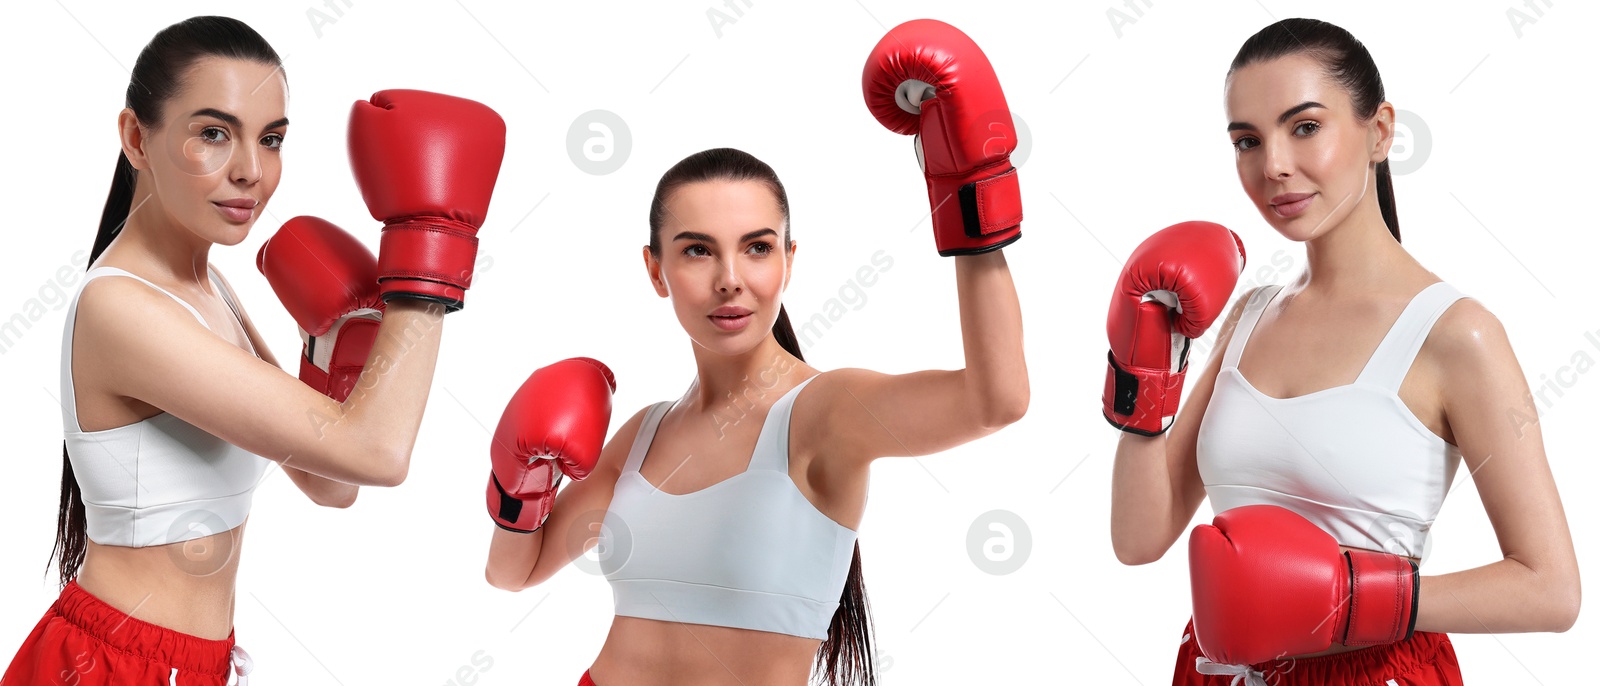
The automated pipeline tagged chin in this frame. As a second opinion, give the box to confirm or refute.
[705,331,763,357]
[207,221,256,246]
[1264,217,1322,243]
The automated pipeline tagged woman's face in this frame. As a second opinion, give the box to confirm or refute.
[1224,53,1392,242]
[120,56,288,246]
[645,180,795,356]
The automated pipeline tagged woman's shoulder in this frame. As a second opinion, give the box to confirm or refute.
[1206,283,1275,352]
[1403,280,1513,393]
[1424,286,1504,359]
[70,270,229,406]
[585,403,654,481]
[783,366,857,414]
[615,402,658,448]
[801,365,864,387]
[75,268,200,329]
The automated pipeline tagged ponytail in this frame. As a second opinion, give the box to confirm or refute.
[92,153,138,264]
[53,153,139,585]
[1376,158,1399,243]
[772,305,801,362]
[815,541,875,685]
[50,450,88,586]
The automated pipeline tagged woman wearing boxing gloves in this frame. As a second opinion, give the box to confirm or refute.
[3,16,505,685]
[1105,18,1579,685]
[482,19,1028,686]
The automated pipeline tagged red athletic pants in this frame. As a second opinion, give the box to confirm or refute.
[1171,619,1464,685]
[2,581,248,685]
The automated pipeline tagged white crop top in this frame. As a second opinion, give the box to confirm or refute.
[61,266,271,548]
[598,374,859,640]
[1197,283,1467,562]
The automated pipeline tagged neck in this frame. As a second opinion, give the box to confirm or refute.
[95,180,213,289]
[1296,192,1406,296]
[680,331,807,424]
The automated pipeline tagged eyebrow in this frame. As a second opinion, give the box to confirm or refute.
[191,108,289,132]
[1226,101,1325,132]
[672,227,778,243]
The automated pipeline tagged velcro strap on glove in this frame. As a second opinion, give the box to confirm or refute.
[1103,350,1185,436]
[958,167,1022,238]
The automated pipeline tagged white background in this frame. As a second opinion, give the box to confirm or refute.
[1,0,1595,683]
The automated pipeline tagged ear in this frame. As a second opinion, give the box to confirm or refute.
[118,108,151,171]
[782,239,797,291]
[643,245,669,297]
[1370,101,1396,165]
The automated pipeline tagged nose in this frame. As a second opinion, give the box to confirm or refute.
[1262,137,1293,181]
[230,140,262,186]
[714,253,744,294]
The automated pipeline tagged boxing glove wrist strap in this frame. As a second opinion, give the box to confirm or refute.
[300,312,383,404]
[1103,350,1185,436]
[1340,551,1421,646]
[955,166,1022,238]
[928,166,1023,256]
[377,217,480,311]
[489,472,561,534]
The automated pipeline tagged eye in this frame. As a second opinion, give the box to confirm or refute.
[1232,136,1259,152]
[261,133,284,149]
[1293,121,1320,137]
[200,126,229,144]
[748,241,774,255]
[681,244,710,257]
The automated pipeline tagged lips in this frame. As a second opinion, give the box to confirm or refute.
[708,305,753,331]
[1268,192,1315,218]
[212,198,257,223]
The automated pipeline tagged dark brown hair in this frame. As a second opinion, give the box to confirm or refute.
[54,15,283,587]
[648,148,876,685]
[1230,18,1400,242]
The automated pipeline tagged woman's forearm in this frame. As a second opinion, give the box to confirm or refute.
[328,300,447,485]
[1110,432,1185,565]
[953,250,1028,426]
[486,527,546,591]
[1417,556,1580,634]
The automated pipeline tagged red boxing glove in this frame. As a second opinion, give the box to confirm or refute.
[863,19,1023,256]
[256,216,384,402]
[1103,221,1244,435]
[348,89,507,312]
[487,358,617,533]
[1189,505,1420,666]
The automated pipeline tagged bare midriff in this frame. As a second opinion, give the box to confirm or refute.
[587,615,820,685]
[72,524,246,641]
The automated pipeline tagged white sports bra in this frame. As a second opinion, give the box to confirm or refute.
[61,266,271,548]
[598,374,859,640]
[1197,283,1467,562]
